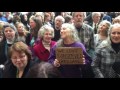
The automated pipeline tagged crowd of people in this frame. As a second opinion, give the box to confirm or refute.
[0,12,119,78]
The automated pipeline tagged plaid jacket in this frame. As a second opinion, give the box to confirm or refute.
[75,23,95,59]
[92,40,120,78]
[94,34,108,48]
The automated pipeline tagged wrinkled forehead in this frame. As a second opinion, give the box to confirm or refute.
[73,12,85,17]
[4,27,16,33]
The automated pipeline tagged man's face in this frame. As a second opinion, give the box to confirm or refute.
[73,12,84,28]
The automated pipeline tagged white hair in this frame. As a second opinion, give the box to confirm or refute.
[56,23,80,47]
[98,20,111,36]
[92,12,101,19]
[109,23,120,35]
[72,12,86,17]
[55,15,65,23]
[38,25,54,38]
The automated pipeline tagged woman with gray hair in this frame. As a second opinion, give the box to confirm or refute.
[94,20,111,48]
[0,23,19,65]
[0,23,19,78]
[48,23,94,78]
[33,25,56,62]
[92,23,120,78]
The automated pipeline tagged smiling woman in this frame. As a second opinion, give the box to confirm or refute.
[33,25,56,62]
[2,41,39,78]
[0,23,19,66]
[92,23,120,78]
[48,23,95,78]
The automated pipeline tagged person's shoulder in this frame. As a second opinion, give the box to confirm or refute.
[96,39,110,50]
[51,40,56,45]
[83,23,92,27]
[26,33,31,38]
[74,41,84,47]
[30,57,41,67]
[83,23,93,31]
[33,40,42,49]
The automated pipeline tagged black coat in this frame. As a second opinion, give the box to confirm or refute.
[2,57,40,78]
[25,33,31,46]
[0,39,19,65]
[0,41,8,65]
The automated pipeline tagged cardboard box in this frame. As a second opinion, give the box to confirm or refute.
[56,47,83,65]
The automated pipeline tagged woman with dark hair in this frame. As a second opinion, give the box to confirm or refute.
[20,14,30,31]
[26,15,43,47]
[2,41,39,78]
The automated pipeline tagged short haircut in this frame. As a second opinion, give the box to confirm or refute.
[38,25,54,38]
[109,23,120,35]
[72,12,86,18]
[3,23,18,40]
[64,15,72,23]
[92,12,101,19]
[3,23,17,33]
[55,15,65,23]
[8,41,32,60]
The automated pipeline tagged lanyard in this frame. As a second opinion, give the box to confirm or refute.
[30,37,35,47]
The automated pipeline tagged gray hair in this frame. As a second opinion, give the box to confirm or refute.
[109,23,120,35]
[55,15,65,23]
[98,20,111,36]
[106,23,120,46]
[56,23,80,47]
[92,12,101,19]
[97,23,120,49]
[2,23,18,41]
[72,12,86,18]
[3,23,17,33]
[38,25,54,38]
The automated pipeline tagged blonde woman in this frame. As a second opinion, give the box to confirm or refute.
[16,22,30,43]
